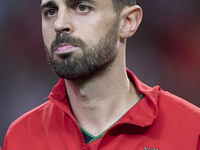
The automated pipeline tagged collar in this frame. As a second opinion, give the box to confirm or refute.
[119,68,159,127]
[48,68,159,127]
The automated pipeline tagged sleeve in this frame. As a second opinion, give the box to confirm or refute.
[2,132,9,150]
[198,135,200,150]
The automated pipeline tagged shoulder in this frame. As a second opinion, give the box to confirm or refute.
[6,101,58,135]
[157,88,200,124]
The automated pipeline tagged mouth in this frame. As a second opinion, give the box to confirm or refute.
[54,44,78,55]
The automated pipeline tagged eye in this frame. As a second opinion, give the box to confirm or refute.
[44,8,57,17]
[75,4,91,13]
[78,5,88,11]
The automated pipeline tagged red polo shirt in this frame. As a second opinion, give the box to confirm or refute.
[3,69,200,150]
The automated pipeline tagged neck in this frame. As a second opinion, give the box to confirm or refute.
[64,49,142,136]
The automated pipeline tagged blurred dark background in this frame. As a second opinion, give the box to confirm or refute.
[0,0,200,147]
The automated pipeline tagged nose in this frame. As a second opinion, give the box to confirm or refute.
[54,10,73,34]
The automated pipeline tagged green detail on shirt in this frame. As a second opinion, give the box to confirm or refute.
[80,94,145,144]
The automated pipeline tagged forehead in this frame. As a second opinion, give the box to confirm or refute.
[41,0,115,14]
[41,0,112,5]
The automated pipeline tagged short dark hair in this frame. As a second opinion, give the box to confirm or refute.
[112,0,137,13]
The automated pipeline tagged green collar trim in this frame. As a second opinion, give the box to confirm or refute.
[80,94,145,144]
[79,126,107,143]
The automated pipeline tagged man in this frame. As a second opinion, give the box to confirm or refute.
[3,0,200,149]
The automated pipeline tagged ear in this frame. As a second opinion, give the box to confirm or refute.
[119,5,143,39]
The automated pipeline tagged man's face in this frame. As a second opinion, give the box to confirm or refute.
[41,0,120,80]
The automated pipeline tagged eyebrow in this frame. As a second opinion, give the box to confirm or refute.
[65,0,96,4]
[41,0,96,10]
[41,1,57,10]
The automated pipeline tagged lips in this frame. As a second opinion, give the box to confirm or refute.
[55,44,78,55]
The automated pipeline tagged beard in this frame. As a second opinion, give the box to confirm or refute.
[45,19,119,80]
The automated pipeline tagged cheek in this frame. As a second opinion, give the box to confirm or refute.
[77,17,115,47]
[42,21,56,49]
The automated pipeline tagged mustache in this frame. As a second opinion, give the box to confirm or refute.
[51,33,86,52]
